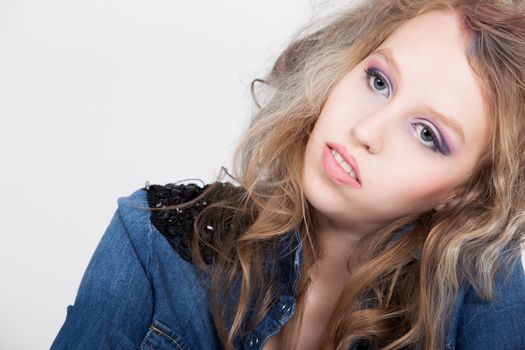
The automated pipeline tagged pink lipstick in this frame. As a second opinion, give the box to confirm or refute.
[322,143,361,188]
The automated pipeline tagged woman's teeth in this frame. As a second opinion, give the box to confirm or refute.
[331,148,357,180]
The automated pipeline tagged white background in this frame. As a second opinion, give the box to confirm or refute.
[0,0,349,348]
[1,1,523,349]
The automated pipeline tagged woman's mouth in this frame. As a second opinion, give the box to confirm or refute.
[322,143,361,188]
[330,147,358,180]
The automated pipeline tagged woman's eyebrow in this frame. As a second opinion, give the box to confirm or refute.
[374,48,401,79]
[373,47,466,144]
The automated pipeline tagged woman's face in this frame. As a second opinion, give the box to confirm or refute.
[303,10,489,234]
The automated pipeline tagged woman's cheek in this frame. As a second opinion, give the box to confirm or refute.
[400,174,454,208]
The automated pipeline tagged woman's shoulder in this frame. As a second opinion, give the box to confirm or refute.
[452,253,525,349]
[117,180,241,264]
[463,253,525,310]
[145,180,212,263]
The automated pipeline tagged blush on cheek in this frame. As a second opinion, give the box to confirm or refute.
[401,176,453,208]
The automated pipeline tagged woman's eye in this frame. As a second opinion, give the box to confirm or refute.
[364,67,391,98]
[413,122,445,154]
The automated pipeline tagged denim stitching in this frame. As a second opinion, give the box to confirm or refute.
[149,321,189,350]
[146,221,154,282]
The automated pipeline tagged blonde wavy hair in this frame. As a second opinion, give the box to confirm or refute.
[163,0,525,349]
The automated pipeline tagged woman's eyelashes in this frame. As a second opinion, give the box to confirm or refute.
[364,67,392,98]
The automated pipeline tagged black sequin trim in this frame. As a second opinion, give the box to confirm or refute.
[146,181,222,264]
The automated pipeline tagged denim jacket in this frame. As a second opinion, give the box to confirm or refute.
[51,183,525,350]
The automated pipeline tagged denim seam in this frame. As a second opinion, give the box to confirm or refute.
[139,323,189,350]
[146,221,153,281]
[139,331,151,350]
[116,208,151,281]
[119,194,154,283]
[150,323,188,349]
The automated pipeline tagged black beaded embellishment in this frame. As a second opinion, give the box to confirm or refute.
[146,181,218,264]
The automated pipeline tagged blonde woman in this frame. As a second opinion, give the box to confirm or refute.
[52,0,525,349]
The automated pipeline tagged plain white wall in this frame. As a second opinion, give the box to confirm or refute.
[0,0,350,348]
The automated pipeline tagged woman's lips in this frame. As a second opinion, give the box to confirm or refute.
[322,143,362,188]
[327,142,361,182]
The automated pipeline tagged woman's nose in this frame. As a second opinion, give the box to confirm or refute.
[350,112,387,154]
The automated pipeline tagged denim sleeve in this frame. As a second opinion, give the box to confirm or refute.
[51,195,154,349]
[455,301,525,349]
[456,258,525,349]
